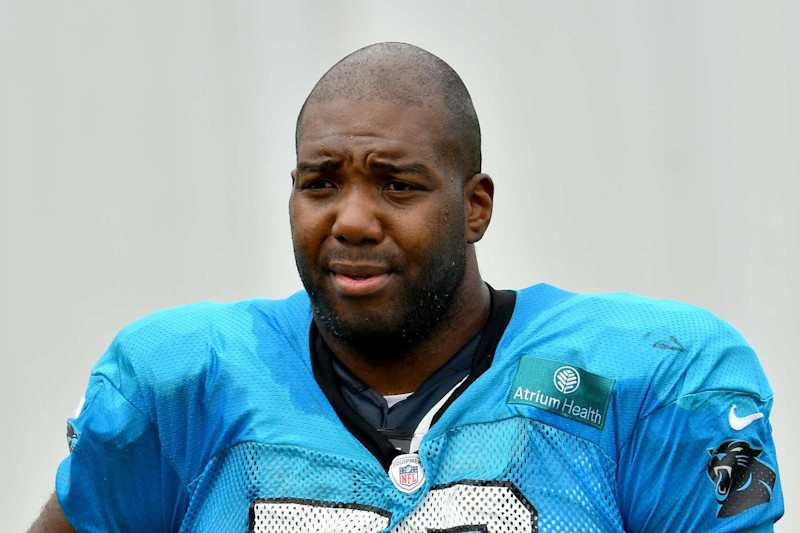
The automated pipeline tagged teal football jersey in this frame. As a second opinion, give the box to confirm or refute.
[56,284,783,532]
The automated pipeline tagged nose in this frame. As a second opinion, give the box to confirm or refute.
[331,186,384,244]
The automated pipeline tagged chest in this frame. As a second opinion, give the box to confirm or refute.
[178,416,624,533]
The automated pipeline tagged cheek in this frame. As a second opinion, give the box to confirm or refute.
[430,199,465,235]
[396,207,458,259]
[289,203,327,255]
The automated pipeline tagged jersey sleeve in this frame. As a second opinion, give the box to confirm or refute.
[617,320,783,532]
[56,341,188,532]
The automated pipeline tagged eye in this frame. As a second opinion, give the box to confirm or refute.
[302,179,336,191]
[383,181,420,193]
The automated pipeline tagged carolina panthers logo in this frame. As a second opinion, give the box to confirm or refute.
[707,440,776,518]
[66,421,79,453]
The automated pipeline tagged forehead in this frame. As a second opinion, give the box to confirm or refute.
[296,99,452,164]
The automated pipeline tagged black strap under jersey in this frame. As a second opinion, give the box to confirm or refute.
[310,286,517,471]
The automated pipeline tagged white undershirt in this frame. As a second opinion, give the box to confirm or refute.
[383,392,413,409]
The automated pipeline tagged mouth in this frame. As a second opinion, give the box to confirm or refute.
[713,465,732,498]
[328,263,393,296]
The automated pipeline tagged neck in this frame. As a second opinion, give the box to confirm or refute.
[317,255,490,395]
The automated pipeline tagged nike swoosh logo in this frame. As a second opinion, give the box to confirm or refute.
[728,404,764,430]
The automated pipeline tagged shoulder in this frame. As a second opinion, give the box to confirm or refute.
[494,284,774,460]
[91,291,313,410]
[515,283,733,338]
[514,284,751,357]
[112,291,311,359]
[511,284,771,406]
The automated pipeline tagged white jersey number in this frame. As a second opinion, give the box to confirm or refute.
[249,481,536,532]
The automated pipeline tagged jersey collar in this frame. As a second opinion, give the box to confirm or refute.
[310,285,517,471]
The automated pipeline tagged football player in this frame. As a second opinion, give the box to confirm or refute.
[30,42,782,532]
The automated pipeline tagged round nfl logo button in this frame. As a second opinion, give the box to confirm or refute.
[389,453,426,493]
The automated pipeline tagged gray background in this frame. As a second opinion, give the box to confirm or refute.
[1,1,797,530]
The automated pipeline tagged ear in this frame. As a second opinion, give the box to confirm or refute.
[463,173,494,243]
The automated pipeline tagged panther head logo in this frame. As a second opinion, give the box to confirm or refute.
[707,440,776,518]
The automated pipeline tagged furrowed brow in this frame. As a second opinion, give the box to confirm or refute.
[368,161,431,177]
[296,160,341,175]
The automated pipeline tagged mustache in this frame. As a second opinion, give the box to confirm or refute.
[320,249,402,270]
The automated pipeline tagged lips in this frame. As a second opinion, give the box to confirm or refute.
[328,263,393,296]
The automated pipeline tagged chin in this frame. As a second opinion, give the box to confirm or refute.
[316,290,453,357]
[298,240,467,356]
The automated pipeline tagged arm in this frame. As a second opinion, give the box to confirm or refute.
[618,390,781,531]
[55,374,187,532]
[51,307,213,531]
[618,320,783,531]
[28,493,76,533]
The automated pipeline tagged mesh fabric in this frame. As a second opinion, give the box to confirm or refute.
[180,417,622,532]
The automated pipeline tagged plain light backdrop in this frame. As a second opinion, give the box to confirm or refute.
[1,1,797,530]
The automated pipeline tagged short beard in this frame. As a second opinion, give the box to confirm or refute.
[295,225,467,362]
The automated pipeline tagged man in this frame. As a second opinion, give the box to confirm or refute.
[30,42,782,532]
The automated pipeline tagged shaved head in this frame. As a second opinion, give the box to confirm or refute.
[296,42,481,178]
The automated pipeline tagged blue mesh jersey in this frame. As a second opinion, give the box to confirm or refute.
[57,284,783,532]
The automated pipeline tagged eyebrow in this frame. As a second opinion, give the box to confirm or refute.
[296,159,432,178]
[367,161,432,178]
[296,160,342,175]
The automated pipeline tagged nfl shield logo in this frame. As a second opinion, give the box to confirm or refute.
[389,453,426,493]
[399,464,418,487]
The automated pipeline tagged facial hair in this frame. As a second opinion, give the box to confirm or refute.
[294,216,467,362]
